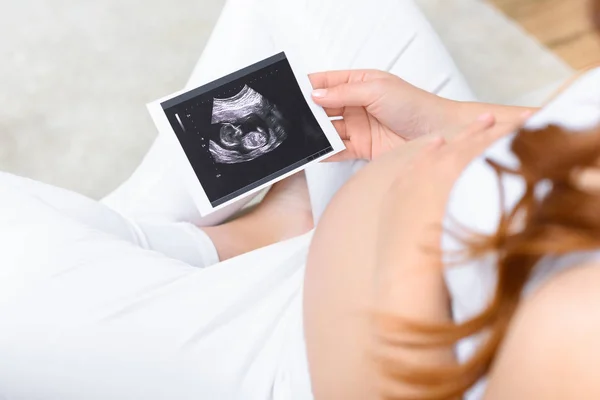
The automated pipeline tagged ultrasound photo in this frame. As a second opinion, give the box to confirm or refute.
[149,52,344,215]
[209,84,288,164]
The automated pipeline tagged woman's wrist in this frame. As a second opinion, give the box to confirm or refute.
[427,97,464,137]
[413,95,461,139]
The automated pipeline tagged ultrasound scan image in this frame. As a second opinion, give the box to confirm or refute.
[161,53,334,208]
[209,85,288,164]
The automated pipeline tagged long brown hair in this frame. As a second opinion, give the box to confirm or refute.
[376,1,600,397]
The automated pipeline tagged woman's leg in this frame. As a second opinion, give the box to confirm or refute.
[0,172,219,268]
[1,168,314,265]
[0,175,314,399]
[102,0,476,225]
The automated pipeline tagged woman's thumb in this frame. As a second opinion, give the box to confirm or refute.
[311,80,381,108]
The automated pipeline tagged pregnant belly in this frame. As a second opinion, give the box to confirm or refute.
[303,150,413,399]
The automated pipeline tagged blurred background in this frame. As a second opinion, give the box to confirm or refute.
[0,0,598,199]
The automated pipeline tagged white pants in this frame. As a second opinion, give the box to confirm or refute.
[0,0,475,399]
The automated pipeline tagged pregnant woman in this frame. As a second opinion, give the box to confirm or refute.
[1,0,599,399]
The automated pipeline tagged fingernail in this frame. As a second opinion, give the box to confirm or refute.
[312,89,328,98]
[477,113,494,122]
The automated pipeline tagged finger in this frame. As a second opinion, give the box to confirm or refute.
[309,70,353,89]
[331,119,347,140]
[519,109,534,121]
[324,141,360,162]
[311,80,384,109]
[446,115,520,160]
[308,69,385,90]
[479,116,530,145]
[323,106,345,117]
[343,107,374,158]
[480,111,532,143]
[434,113,528,177]
[324,104,367,118]
[451,111,531,145]
[437,114,498,164]
[425,135,447,150]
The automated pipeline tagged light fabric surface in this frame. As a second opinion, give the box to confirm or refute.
[443,68,600,400]
[0,0,224,199]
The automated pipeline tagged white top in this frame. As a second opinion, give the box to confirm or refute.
[0,69,598,400]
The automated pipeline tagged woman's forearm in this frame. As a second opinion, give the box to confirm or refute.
[438,100,538,136]
[426,98,537,139]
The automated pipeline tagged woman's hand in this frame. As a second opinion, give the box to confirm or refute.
[310,70,453,161]
[310,69,536,162]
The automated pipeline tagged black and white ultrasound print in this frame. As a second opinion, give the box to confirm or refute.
[161,53,335,208]
[209,84,288,164]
